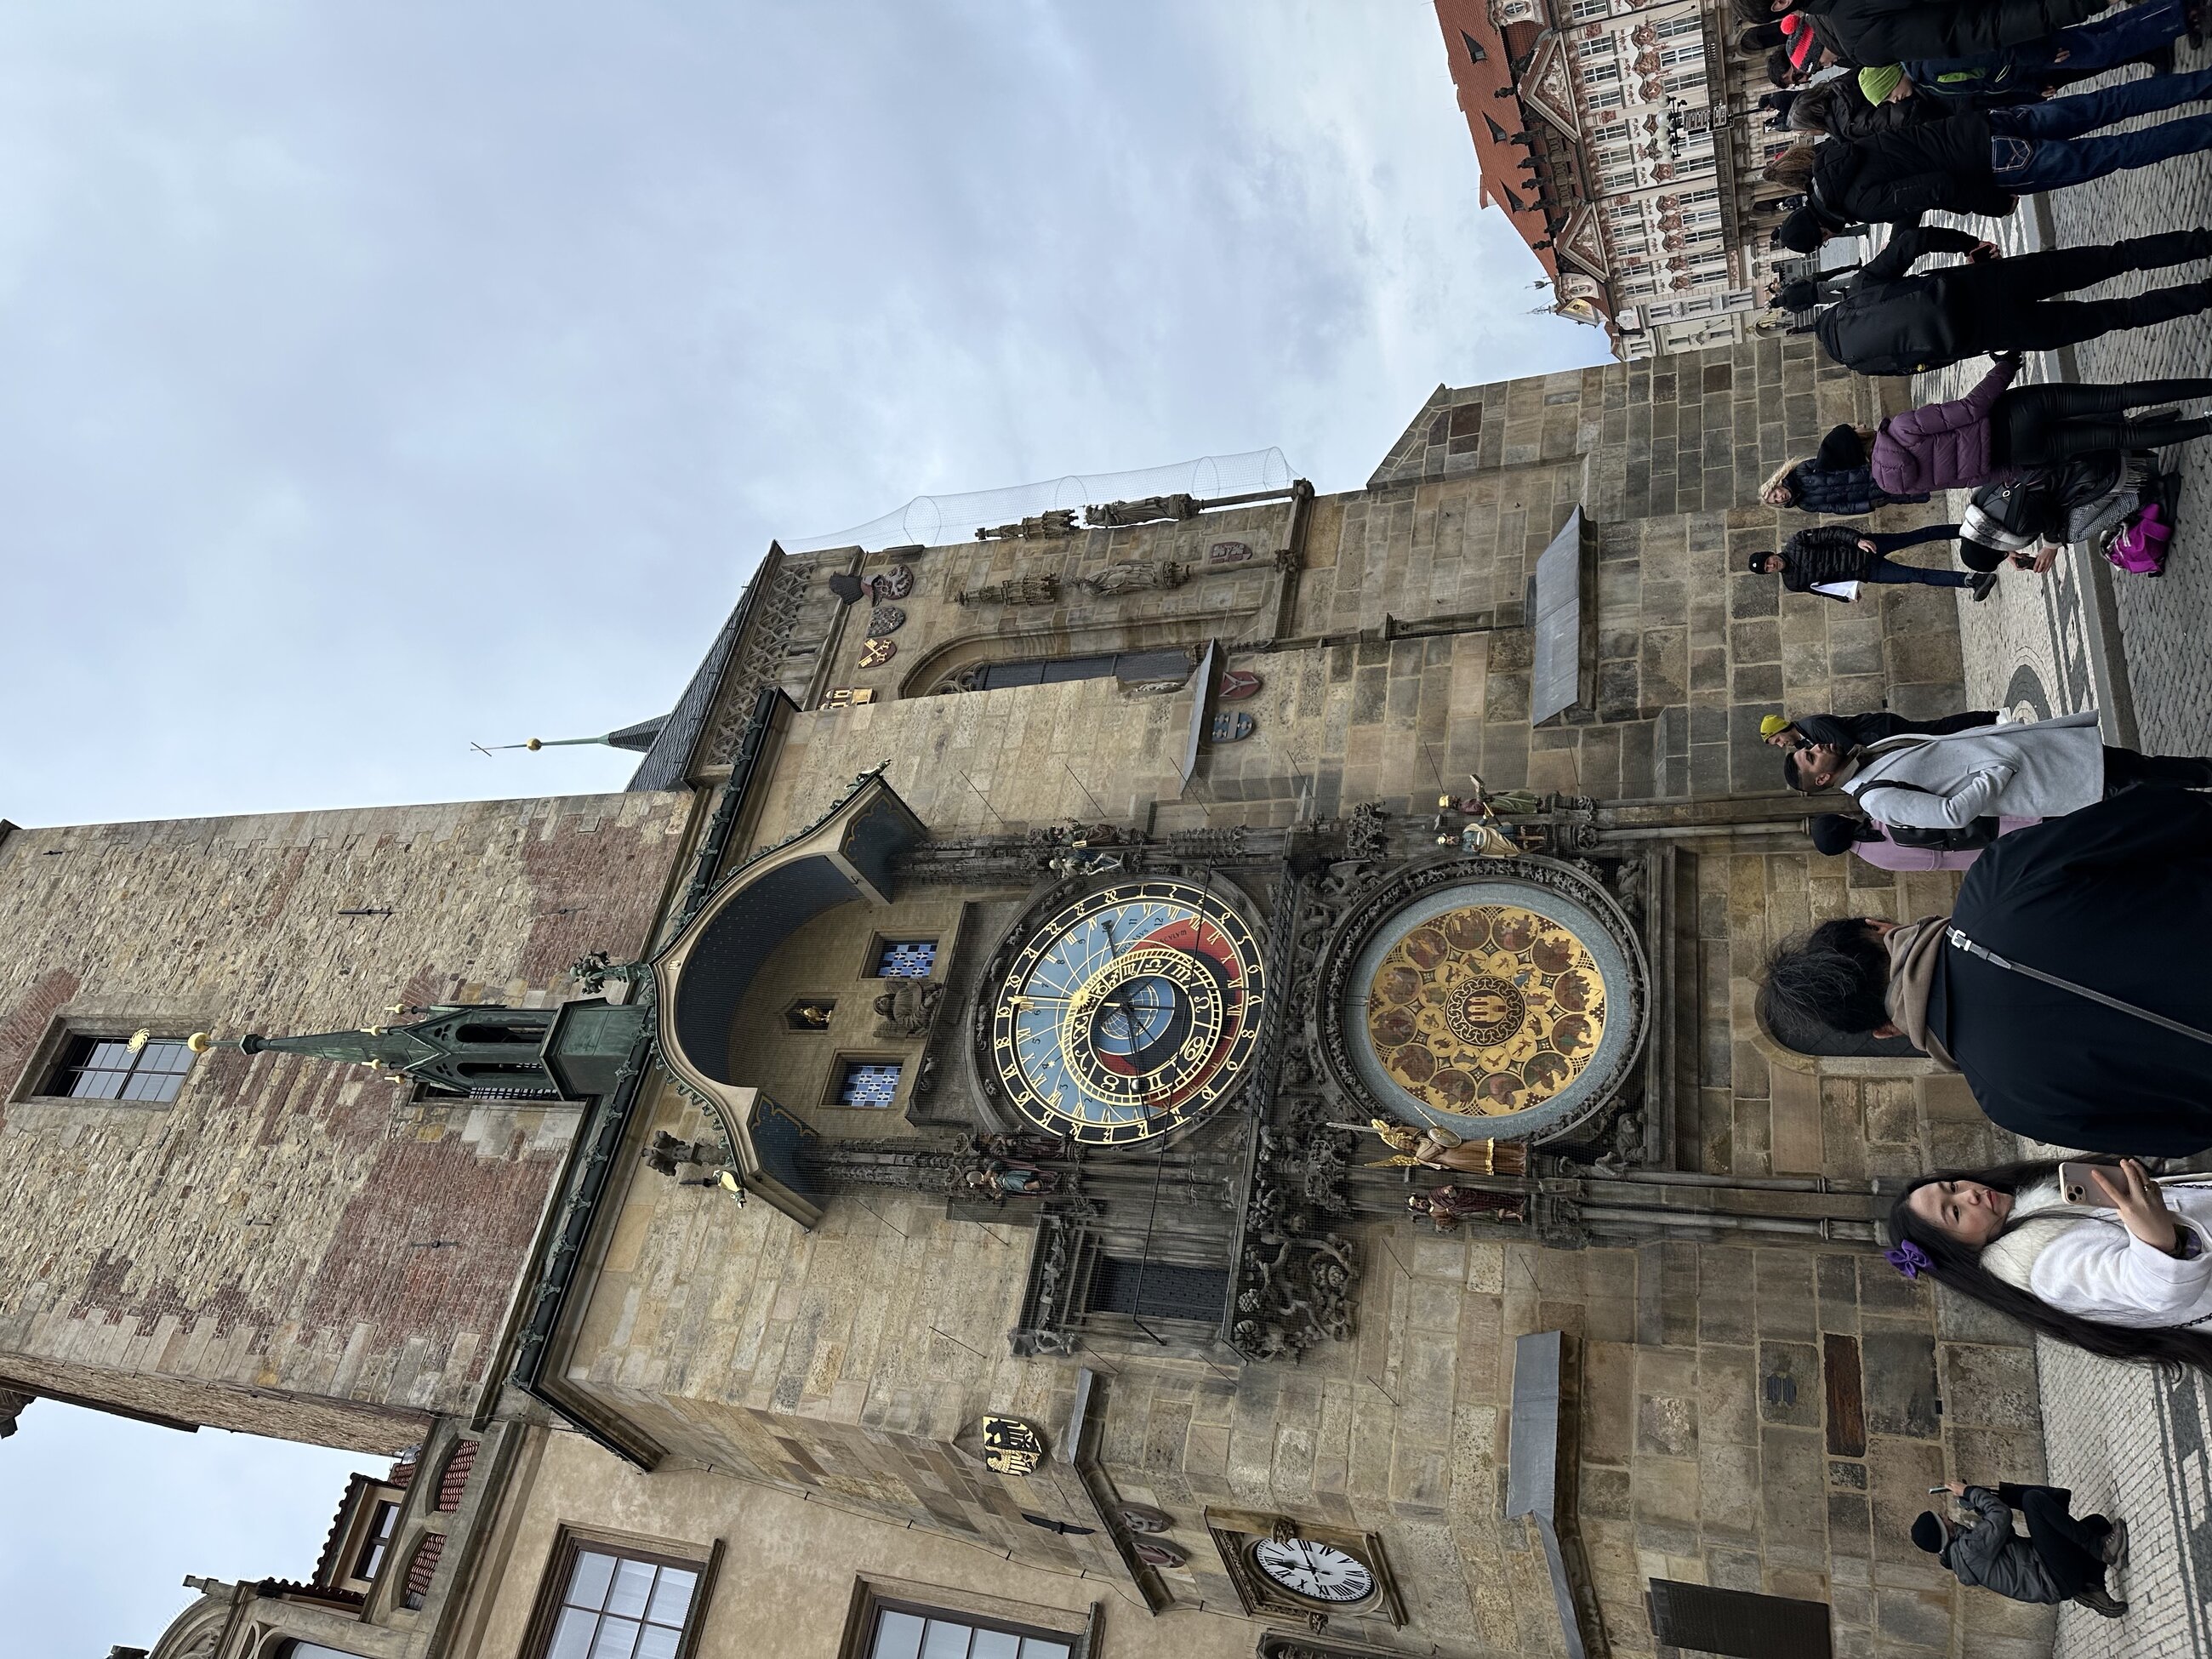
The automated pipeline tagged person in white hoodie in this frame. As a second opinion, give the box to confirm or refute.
[1785,710,2212,828]
[1886,1158,2212,1371]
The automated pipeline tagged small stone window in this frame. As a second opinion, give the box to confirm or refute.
[875,940,938,978]
[835,1060,902,1109]
[354,1498,400,1580]
[47,1033,194,1103]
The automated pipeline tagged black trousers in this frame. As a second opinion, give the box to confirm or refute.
[1999,1483,2111,1598]
[1994,379,2212,468]
[2104,744,2212,795]
[1953,231,2212,353]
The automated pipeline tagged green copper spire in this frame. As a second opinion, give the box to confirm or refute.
[235,1005,562,1093]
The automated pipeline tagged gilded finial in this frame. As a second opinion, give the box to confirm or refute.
[185,1032,214,1053]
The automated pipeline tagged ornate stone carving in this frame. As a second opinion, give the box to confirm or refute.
[977,511,1079,541]
[1230,1093,1359,1363]
[1084,493,1197,527]
[873,978,944,1039]
[1079,560,1186,597]
[956,575,1062,607]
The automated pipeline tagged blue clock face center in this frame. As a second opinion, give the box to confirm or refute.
[1087,972,1188,1060]
[985,877,1265,1145]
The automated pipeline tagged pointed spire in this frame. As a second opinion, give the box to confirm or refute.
[478,715,669,756]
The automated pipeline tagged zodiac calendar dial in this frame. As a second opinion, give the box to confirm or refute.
[988,877,1265,1145]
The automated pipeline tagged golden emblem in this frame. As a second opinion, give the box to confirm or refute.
[978,1414,1047,1475]
[857,636,898,669]
[1365,904,1605,1117]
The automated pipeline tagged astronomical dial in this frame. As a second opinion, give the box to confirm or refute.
[1249,1536,1376,1605]
[987,877,1264,1145]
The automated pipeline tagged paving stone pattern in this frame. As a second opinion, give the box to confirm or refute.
[1907,45,2212,1656]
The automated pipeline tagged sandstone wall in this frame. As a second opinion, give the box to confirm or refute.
[0,793,689,1444]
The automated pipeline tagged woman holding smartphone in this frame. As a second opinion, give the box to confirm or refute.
[1884,1159,2212,1368]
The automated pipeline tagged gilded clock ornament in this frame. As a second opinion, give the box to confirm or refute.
[983,876,1265,1145]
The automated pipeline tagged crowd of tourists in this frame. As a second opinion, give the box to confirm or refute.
[1714,0,2212,1617]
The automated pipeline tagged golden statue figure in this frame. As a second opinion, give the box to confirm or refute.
[1363,1119,1526,1175]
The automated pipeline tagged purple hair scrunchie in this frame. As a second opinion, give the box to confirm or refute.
[1884,1240,1932,1280]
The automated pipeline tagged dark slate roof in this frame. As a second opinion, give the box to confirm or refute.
[624,555,772,792]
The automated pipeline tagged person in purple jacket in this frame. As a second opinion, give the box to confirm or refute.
[1810,810,2042,869]
[1871,354,2212,496]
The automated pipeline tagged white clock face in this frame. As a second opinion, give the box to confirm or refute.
[1251,1537,1375,1605]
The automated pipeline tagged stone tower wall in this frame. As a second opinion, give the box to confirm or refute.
[0,792,690,1448]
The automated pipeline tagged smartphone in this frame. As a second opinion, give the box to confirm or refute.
[2059,1162,2116,1206]
[1929,1487,1947,1495]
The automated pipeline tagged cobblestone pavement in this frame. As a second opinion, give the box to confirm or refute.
[2038,1348,2212,1659]
[1897,34,2212,1657]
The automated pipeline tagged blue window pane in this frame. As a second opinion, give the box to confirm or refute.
[839,1063,902,1108]
[877,940,937,978]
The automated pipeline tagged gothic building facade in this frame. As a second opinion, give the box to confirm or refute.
[1435,0,1805,360]
[12,341,2050,1659]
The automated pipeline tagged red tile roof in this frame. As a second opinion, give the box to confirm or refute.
[404,1533,446,1609]
[1434,0,1560,283]
[436,1439,478,1513]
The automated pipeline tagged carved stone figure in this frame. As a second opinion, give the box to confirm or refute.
[1084,493,1197,527]
[873,978,944,1038]
[1079,560,1186,596]
[966,1160,1062,1199]
[1409,1185,1528,1232]
[977,510,1080,541]
[956,575,1061,607]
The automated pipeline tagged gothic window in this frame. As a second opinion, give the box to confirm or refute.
[45,1034,192,1103]
[875,939,938,978]
[529,1539,704,1659]
[867,1604,1075,1659]
[836,1060,903,1109]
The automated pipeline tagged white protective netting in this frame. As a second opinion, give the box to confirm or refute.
[782,448,1295,554]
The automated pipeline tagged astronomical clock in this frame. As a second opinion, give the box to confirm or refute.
[980,876,1266,1144]
[1319,858,1646,1143]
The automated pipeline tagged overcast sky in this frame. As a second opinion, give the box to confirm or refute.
[0,3,1605,1651]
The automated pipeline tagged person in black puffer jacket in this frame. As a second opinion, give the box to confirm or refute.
[1777,66,2212,242]
[1796,0,2110,67]
[1788,73,1939,140]
[1748,522,1993,601]
[1761,421,1934,514]
[1794,225,2212,376]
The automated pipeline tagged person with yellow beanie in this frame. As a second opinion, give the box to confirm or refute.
[1761,709,1999,753]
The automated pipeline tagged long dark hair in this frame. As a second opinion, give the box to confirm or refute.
[1890,1160,2212,1373]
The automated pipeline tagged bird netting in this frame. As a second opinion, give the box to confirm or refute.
[782,448,1295,554]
